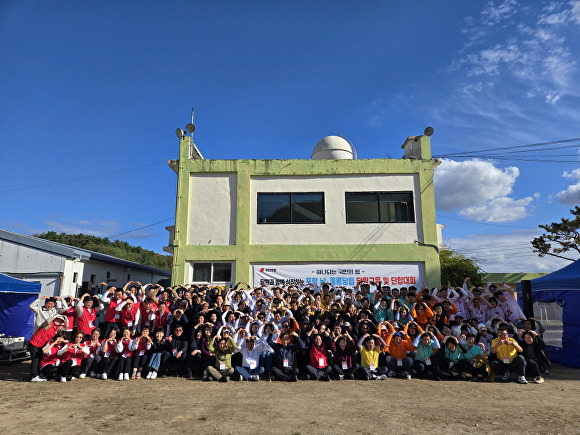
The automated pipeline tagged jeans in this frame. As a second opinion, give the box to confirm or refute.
[385,356,413,372]
[235,365,265,380]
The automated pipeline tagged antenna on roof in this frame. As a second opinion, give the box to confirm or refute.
[185,107,196,136]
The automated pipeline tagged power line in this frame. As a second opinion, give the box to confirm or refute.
[437,213,537,229]
[107,217,174,238]
[434,137,580,158]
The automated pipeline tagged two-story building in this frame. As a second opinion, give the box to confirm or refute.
[166,132,442,288]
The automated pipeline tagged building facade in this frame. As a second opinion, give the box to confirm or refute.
[167,134,442,288]
[0,230,170,297]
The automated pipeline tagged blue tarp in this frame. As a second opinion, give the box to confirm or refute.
[517,259,580,368]
[0,273,40,340]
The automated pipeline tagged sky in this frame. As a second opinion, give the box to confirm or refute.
[1,0,580,275]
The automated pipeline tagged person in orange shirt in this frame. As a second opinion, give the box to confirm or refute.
[385,332,415,378]
[411,302,434,328]
[376,321,396,352]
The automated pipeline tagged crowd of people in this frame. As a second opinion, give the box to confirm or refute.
[27,278,551,384]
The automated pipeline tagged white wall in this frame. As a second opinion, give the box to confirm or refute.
[250,174,421,245]
[188,173,237,245]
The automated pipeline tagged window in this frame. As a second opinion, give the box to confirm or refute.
[258,193,325,224]
[345,192,414,223]
[191,262,232,284]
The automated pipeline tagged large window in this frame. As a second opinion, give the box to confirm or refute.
[191,262,232,284]
[258,193,325,224]
[345,192,415,223]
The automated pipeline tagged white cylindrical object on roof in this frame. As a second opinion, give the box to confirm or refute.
[312,136,355,159]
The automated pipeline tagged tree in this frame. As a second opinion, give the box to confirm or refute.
[34,231,172,271]
[531,206,580,261]
[439,249,482,287]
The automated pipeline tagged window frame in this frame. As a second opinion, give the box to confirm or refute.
[257,192,326,224]
[345,191,415,223]
[190,262,234,285]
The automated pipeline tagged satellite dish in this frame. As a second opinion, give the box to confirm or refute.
[424,126,434,136]
[175,128,185,138]
[185,123,196,133]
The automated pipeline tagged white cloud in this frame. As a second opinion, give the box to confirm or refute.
[481,0,519,27]
[557,167,580,204]
[445,230,574,273]
[459,195,535,222]
[571,0,580,24]
[435,159,536,222]
[448,1,580,113]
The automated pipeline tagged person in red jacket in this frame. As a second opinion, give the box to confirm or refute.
[76,294,103,339]
[38,331,67,381]
[81,328,102,378]
[116,328,134,381]
[305,334,333,381]
[101,286,124,337]
[29,315,67,382]
[57,331,89,382]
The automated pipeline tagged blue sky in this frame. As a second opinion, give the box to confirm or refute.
[2,1,580,274]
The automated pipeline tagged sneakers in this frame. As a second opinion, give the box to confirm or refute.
[118,374,124,381]
[202,371,209,380]
[532,376,545,384]
[219,376,230,383]
[131,374,137,380]
[387,370,396,378]
[60,377,67,383]
[338,374,345,381]
[30,376,46,382]
[402,371,411,380]
[501,371,511,381]
[124,373,130,381]
[136,373,141,379]
[151,371,158,379]
[101,373,107,380]
[89,371,97,378]
[376,374,387,380]
[79,373,86,379]
[517,376,528,384]
[146,372,153,379]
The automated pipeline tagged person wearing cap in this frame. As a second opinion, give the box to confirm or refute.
[76,293,103,339]
[29,295,69,333]
[28,315,68,381]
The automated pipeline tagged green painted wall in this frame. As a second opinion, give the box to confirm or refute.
[170,135,441,287]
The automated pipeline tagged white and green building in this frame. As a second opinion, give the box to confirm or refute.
[166,132,442,288]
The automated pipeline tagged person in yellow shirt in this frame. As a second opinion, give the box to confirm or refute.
[356,334,388,380]
[490,327,527,384]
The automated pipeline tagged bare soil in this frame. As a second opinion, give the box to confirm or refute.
[1,362,579,435]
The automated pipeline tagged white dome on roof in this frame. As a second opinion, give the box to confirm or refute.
[311,135,356,159]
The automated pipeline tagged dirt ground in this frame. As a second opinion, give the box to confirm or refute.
[1,362,579,435]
